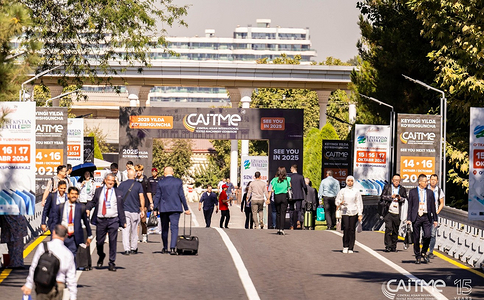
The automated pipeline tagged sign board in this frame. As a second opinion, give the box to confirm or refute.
[67,118,84,166]
[240,156,269,194]
[84,136,94,163]
[396,114,441,191]
[469,108,484,220]
[119,107,304,180]
[353,124,391,195]
[0,102,36,215]
[322,140,352,188]
[35,107,68,200]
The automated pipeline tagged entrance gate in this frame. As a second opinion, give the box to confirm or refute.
[119,107,304,179]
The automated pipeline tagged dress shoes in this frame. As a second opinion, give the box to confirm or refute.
[108,263,116,272]
[421,254,430,263]
[97,253,106,268]
[131,249,138,254]
[123,251,130,255]
[384,247,391,252]
[161,248,169,254]
[415,257,421,264]
[170,248,178,255]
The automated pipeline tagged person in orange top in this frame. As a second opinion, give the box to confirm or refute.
[219,184,230,228]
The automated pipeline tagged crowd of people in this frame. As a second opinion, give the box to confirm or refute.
[0,159,444,299]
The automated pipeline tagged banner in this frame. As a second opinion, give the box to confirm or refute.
[396,114,441,191]
[0,102,36,215]
[35,107,68,200]
[119,107,304,181]
[353,124,391,195]
[240,156,269,194]
[469,108,484,220]
[67,118,84,166]
[84,136,94,163]
[322,140,352,188]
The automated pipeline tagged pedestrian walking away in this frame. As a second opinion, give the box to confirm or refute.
[198,185,218,228]
[318,170,340,230]
[118,169,145,255]
[268,166,291,235]
[248,171,267,229]
[407,174,438,264]
[287,164,307,230]
[154,166,191,255]
[241,182,254,229]
[380,174,407,252]
[302,178,318,230]
[335,176,363,253]
[86,173,127,271]
[21,224,77,300]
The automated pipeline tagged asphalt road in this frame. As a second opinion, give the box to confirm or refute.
[1,202,483,300]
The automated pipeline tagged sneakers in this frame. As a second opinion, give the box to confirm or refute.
[342,248,348,253]
[142,234,148,243]
[348,250,354,254]
[427,253,435,259]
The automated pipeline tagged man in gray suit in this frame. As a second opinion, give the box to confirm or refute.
[154,167,191,255]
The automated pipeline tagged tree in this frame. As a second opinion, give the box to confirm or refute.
[152,139,193,180]
[191,159,222,188]
[18,0,188,89]
[0,0,40,101]
[85,125,114,154]
[303,124,340,188]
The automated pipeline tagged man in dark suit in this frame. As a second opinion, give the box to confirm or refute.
[56,187,92,259]
[154,167,191,255]
[380,174,407,252]
[407,174,438,264]
[41,180,68,234]
[287,164,307,229]
[198,185,218,228]
[86,173,126,271]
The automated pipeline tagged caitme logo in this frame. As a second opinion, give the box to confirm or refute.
[36,124,63,133]
[183,113,242,132]
[399,132,436,144]
[474,125,484,138]
[324,151,349,160]
[382,279,446,300]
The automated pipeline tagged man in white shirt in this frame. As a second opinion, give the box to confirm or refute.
[121,161,134,182]
[427,174,445,259]
[22,224,77,300]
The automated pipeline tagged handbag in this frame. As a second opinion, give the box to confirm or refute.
[147,210,159,227]
[356,221,363,233]
[335,207,342,219]
[316,205,325,221]
[286,179,293,200]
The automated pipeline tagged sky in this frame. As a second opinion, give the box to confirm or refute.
[165,0,361,62]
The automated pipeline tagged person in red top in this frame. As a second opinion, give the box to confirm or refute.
[219,184,230,228]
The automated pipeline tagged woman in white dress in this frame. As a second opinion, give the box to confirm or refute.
[335,176,363,253]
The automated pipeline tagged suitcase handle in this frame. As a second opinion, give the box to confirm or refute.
[183,211,192,236]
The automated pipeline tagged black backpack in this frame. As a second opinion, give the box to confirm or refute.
[34,242,60,291]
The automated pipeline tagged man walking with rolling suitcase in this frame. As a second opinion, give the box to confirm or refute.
[303,178,318,230]
[154,167,191,255]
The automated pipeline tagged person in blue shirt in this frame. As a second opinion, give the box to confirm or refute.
[318,170,341,230]
[198,185,219,228]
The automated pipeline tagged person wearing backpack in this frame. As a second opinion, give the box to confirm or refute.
[21,224,77,300]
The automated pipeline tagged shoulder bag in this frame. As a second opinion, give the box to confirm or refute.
[286,178,293,200]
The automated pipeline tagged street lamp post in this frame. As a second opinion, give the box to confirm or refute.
[360,94,395,182]
[44,89,81,107]
[19,65,62,102]
[402,75,447,194]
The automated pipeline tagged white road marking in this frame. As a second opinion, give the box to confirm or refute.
[63,241,96,300]
[329,231,448,300]
[214,227,261,300]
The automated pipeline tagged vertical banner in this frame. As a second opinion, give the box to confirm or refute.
[35,107,68,200]
[396,114,441,191]
[469,108,484,220]
[0,102,36,215]
[322,140,352,188]
[353,124,391,195]
[84,136,94,163]
[240,156,269,194]
[67,118,84,166]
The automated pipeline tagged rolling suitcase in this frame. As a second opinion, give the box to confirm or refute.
[76,244,92,270]
[176,214,199,255]
[303,210,314,229]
